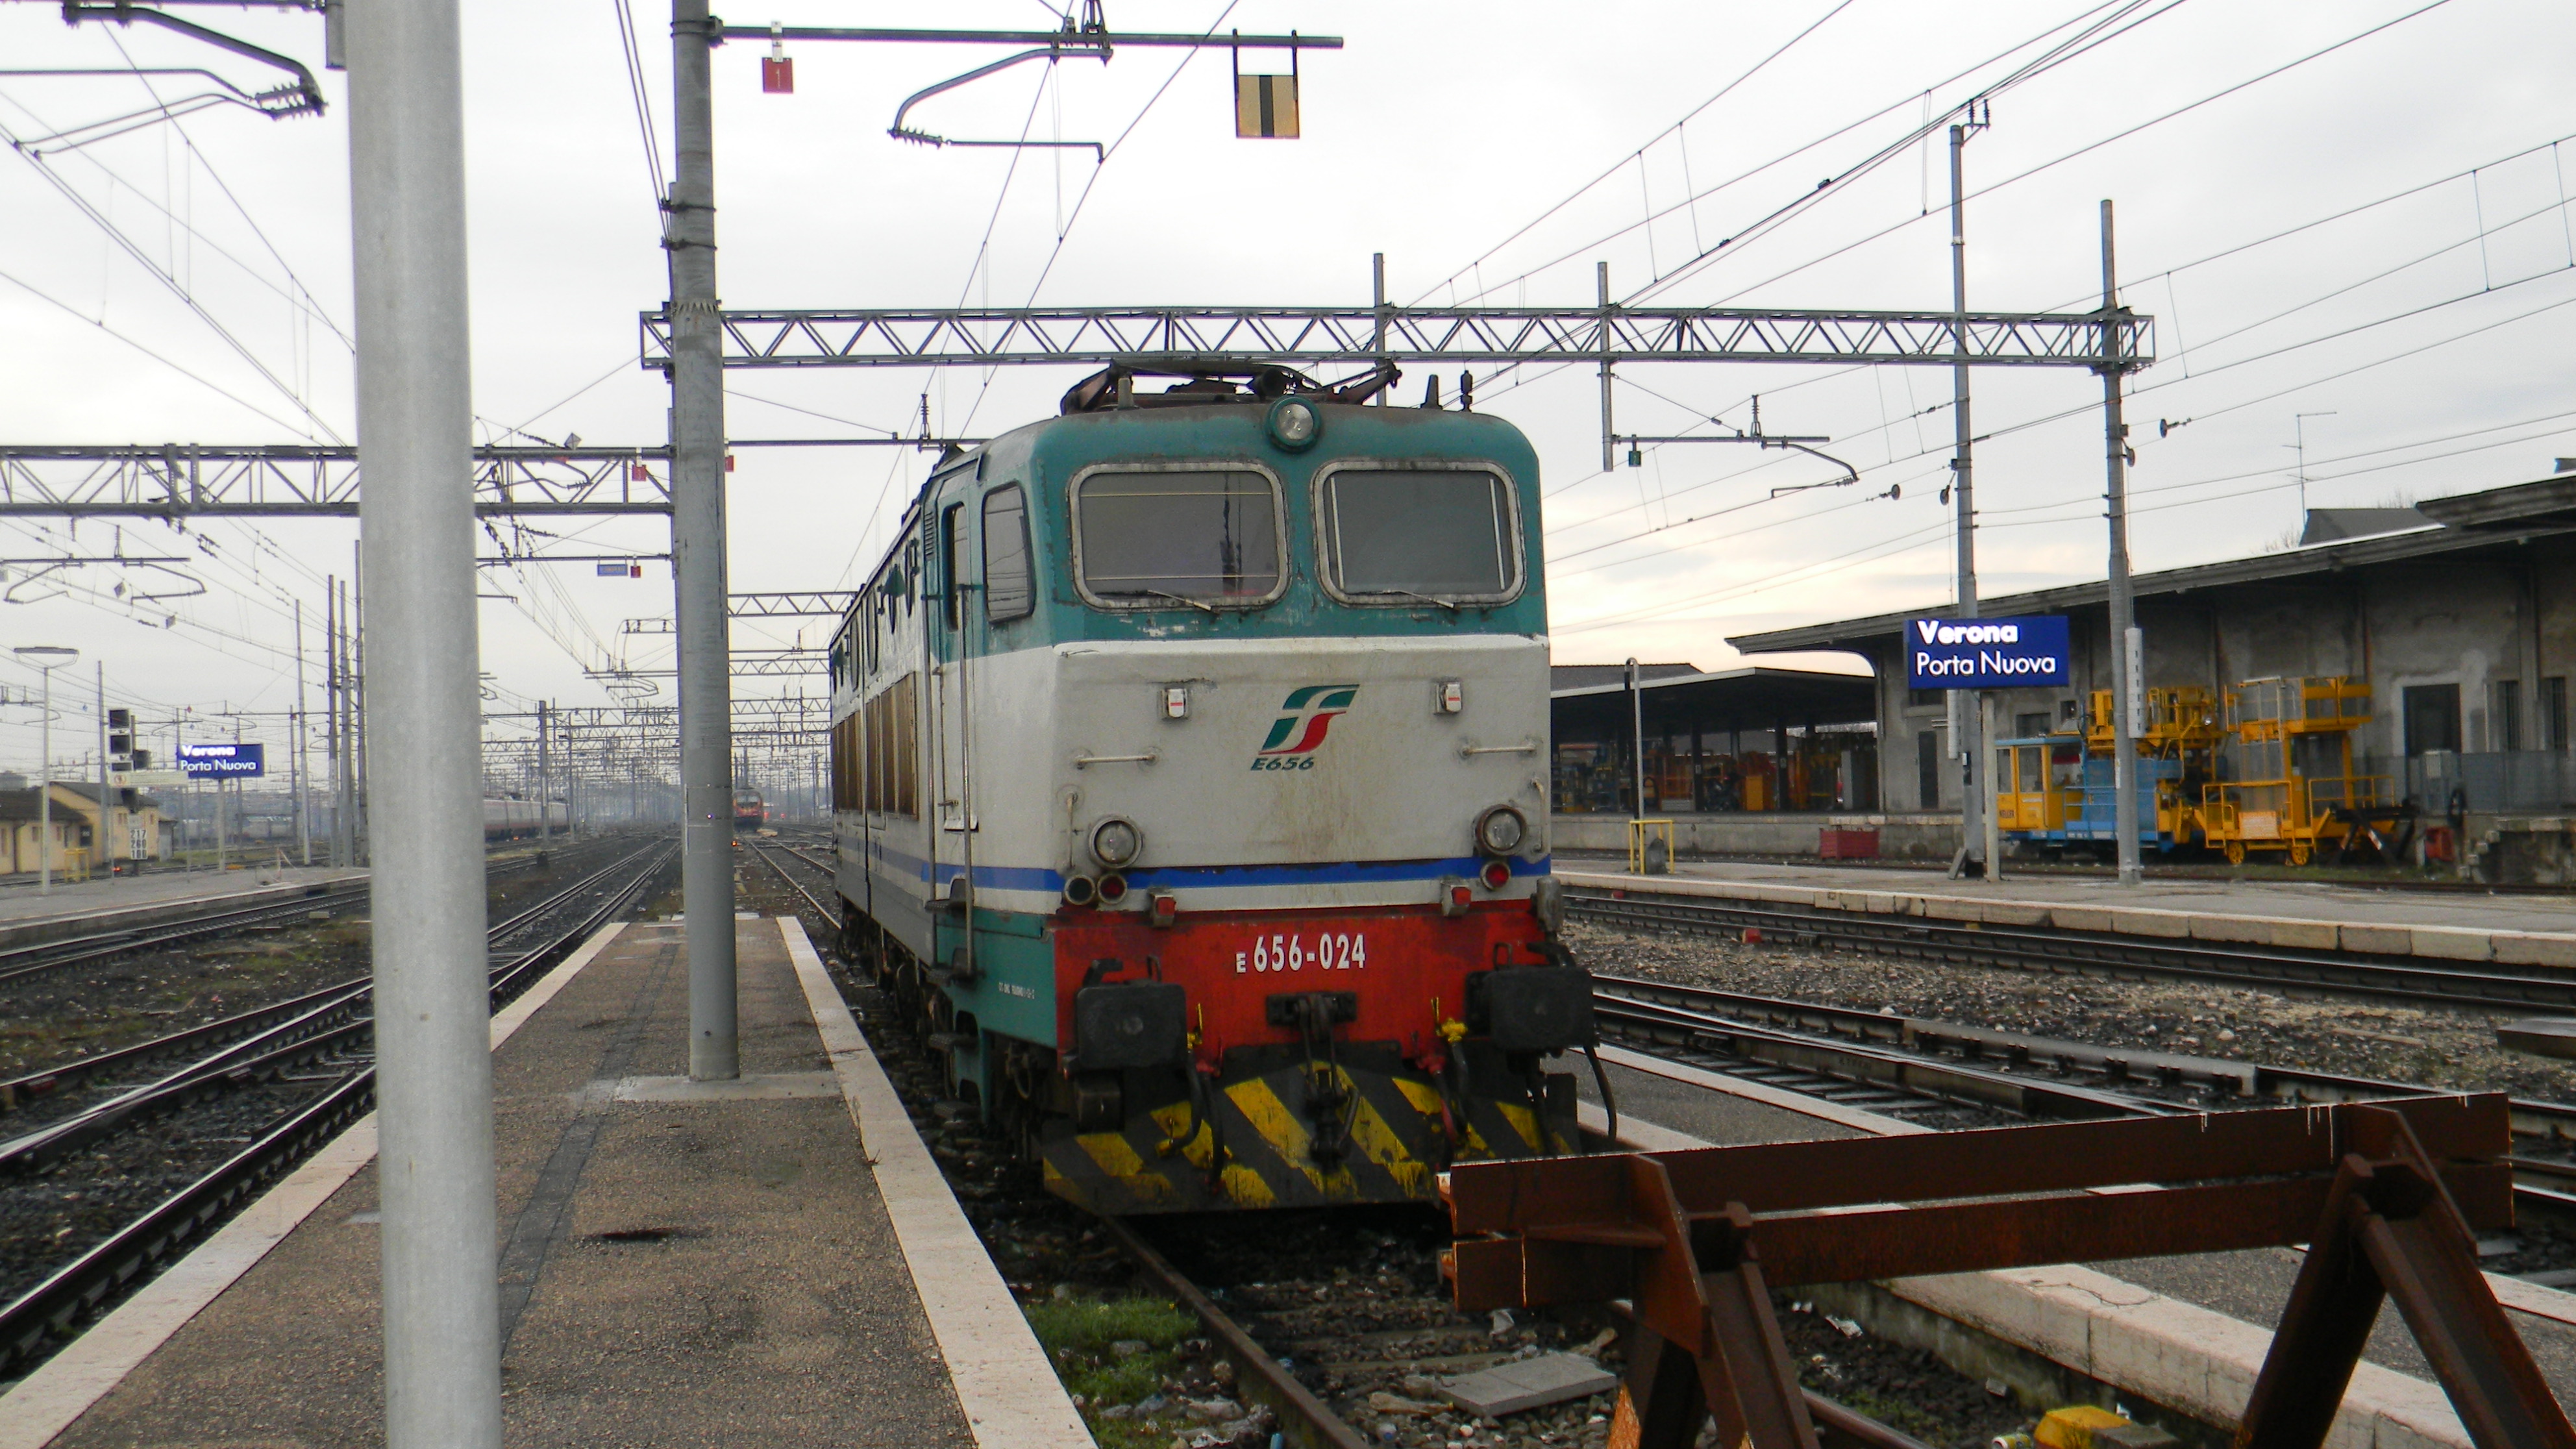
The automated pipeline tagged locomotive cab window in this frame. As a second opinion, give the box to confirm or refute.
[1317,464,1520,604]
[1071,465,1285,608]
[982,484,1035,623]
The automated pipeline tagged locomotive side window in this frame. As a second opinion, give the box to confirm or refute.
[1318,465,1519,604]
[1072,466,1283,607]
[858,673,920,818]
[982,484,1035,623]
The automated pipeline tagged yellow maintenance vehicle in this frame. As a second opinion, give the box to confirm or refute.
[2196,676,2397,865]
[1996,686,2223,855]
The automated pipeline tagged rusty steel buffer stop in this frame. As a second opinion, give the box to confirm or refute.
[1441,1096,2573,1449]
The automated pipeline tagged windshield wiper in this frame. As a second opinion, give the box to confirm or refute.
[1137,588,1219,614]
[1370,588,1460,613]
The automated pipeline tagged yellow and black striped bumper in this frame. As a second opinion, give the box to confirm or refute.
[1040,1060,1576,1214]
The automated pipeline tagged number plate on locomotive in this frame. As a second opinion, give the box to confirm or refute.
[1235,931,1369,974]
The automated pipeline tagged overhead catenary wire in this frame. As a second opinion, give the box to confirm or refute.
[1640,0,2458,308]
[1462,1,2451,417]
[0,117,345,442]
[1409,0,1868,308]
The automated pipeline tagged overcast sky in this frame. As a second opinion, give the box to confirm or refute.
[3,0,2571,781]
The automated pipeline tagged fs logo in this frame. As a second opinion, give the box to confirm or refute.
[1252,684,1357,771]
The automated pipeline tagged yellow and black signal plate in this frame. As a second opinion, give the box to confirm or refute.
[1041,1060,1574,1215]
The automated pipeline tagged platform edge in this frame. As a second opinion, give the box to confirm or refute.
[778,917,1097,1449]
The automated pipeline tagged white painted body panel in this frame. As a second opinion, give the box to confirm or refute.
[837,633,1550,938]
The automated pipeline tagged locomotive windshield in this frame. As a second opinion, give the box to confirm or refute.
[1320,467,1518,602]
[1074,468,1283,605]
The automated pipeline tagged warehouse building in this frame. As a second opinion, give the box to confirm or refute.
[1547,663,1887,856]
[1726,470,2576,876]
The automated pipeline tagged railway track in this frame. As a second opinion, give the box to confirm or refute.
[0,881,370,989]
[1568,884,2576,1015]
[1551,850,2576,895]
[1584,970,2576,1228]
[0,836,597,991]
[0,835,678,1372]
[747,840,836,925]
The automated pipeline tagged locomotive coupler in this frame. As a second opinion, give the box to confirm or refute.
[1265,991,1359,1167]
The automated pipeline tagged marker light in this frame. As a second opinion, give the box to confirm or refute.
[1480,859,1513,891]
[1062,875,1098,908]
[1474,805,1527,856]
[1097,873,1130,904]
[1265,397,1322,452]
[1091,817,1143,869]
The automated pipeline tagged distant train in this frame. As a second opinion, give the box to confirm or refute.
[732,789,767,832]
[484,797,567,841]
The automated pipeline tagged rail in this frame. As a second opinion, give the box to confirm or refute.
[0,836,678,1370]
[749,841,837,924]
[1585,971,2576,1217]
[1102,1211,1936,1449]
[1568,884,2576,1013]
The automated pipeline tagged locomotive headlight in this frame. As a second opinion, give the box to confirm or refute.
[1474,804,1527,856]
[1265,397,1322,452]
[1090,817,1143,869]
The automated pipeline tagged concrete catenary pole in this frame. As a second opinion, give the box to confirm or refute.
[38,663,53,893]
[536,700,551,845]
[2101,199,2144,887]
[344,3,504,1444]
[353,546,369,863]
[1947,121,1989,878]
[14,649,76,891]
[325,582,341,862]
[1597,261,1616,471]
[97,662,112,881]
[1626,658,1644,819]
[340,579,358,864]
[671,0,738,1080]
[295,598,312,865]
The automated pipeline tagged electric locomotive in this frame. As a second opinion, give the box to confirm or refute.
[732,789,767,832]
[826,361,1592,1214]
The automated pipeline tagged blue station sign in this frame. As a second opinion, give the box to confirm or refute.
[178,741,266,778]
[1905,615,2071,690]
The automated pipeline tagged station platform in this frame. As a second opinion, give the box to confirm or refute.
[1559,856,2576,965]
[0,916,1090,1449]
[1576,1052,2576,1448]
[0,864,367,952]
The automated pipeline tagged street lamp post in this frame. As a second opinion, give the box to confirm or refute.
[14,646,79,895]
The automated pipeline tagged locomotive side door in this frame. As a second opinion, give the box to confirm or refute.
[928,498,979,981]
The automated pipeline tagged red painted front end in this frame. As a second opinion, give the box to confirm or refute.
[1050,899,1550,1071]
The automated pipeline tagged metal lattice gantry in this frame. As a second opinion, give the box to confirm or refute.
[589,650,826,680]
[0,445,672,517]
[728,591,858,617]
[639,303,2153,372]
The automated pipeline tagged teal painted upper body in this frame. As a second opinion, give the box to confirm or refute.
[880,401,1547,663]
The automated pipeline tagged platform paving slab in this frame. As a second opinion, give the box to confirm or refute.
[5,917,1076,1449]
